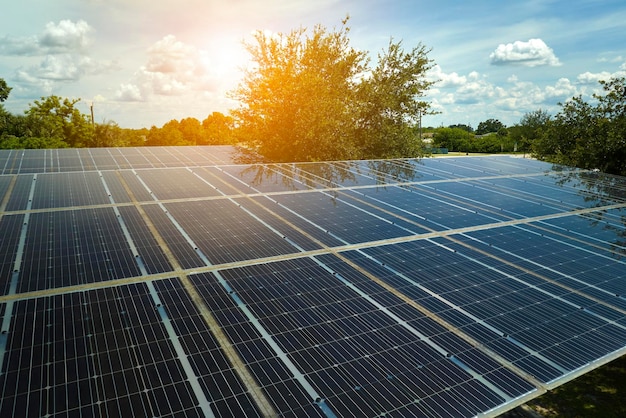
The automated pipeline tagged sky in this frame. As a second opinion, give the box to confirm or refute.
[1,0,625,130]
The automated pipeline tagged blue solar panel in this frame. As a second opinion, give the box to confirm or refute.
[0,148,625,417]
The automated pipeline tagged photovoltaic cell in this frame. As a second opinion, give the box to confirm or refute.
[18,208,140,292]
[1,148,626,418]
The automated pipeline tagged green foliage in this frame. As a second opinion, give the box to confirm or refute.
[476,118,505,135]
[447,124,473,133]
[508,109,551,153]
[533,77,626,176]
[231,17,434,162]
[527,355,626,417]
[202,112,235,145]
[144,112,235,146]
[356,39,434,159]
[0,78,11,102]
[469,134,506,153]
[432,127,471,152]
[24,96,94,147]
[0,135,68,149]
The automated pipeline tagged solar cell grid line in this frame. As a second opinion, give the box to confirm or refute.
[208,157,620,392]
[431,158,513,179]
[156,146,193,166]
[0,215,24,295]
[137,147,168,168]
[203,258,527,417]
[184,166,536,414]
[30,172,111,209]
[289,162,369,188]
[110,148,137,170]
[218,164,310,194]
[118,148,153,169]
[77,148,97,171]
[216,165,427,245]
[351,241,570,370]
[180,167,305,258]
[0,176,15,213]
[16,208,142,292]
[100,170,132,203]
[457,225,626,310]
[0,171,38,400]
[130,169,339,416]
[16,149,45,174]
[118,170,154,202]
[430,178,592,220]
[115,206,173,274]
[131,167,340,415]
[153,278,267,417]
[115,172,278,416]
[361,236,626,381]
[540,212,626,245]
[134,168,222,200]
[480,176,589,210]
[186,145,239,165]
[0,285,203,417]
[4,174,35,211]
[0,150,16,174]
[142,147,186,167]
[96,169,213,417]
[87,148,120,171]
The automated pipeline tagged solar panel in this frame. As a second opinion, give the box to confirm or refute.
[1,146,626,417]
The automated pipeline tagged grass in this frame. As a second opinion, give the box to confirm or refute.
[523,355,626,417]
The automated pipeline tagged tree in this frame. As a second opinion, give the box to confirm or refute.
[448,124,473,133]
[0,78,11,103]
[202,112,234,145]
[145,120,189,146]
[94,120,127,147]
[533,76,626,175]
[230,17,434,162]
[355,39,434,158]
[179,117,203,145]
[511,109,551,153]
[24,96,94,147]
[432,127,470,152]
[476,118,505,135]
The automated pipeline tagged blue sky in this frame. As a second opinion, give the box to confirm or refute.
[1,0,625,129]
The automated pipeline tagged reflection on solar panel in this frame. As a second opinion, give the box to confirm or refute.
[1,146,626,417]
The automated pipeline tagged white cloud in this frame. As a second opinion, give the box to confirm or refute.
[490,38,561,67]
[577,71,614,85]
[0,20,93,56]
[14,53,118,86]
[577,66,626,85]
[115,83,144,101]
[544,78,577,99]
[429,65,467,87]
[115,35,226,102]
[39,20,92,52]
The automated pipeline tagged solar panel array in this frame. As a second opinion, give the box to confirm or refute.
[1,146,625,418]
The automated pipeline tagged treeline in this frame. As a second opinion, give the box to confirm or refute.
[429,76,626,176]
[0,87,236,149]
[429,116,543,154]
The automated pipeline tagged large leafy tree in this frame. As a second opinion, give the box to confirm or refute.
[356,39,434,158]
[230,18,434,162]
[510,109,551,153]
[476,118,505,135]
[534,77,626,175]
[24,96,94,147]
[202,112,234,145]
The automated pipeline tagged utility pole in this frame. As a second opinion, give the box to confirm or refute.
[90,102,95,128]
